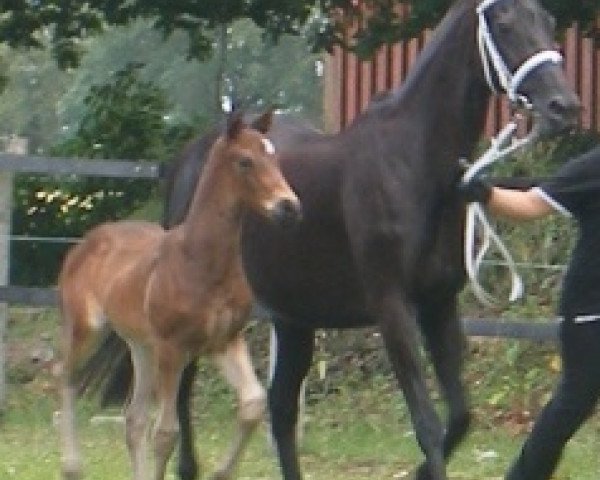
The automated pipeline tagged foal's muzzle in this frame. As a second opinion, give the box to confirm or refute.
[271,197,302,227]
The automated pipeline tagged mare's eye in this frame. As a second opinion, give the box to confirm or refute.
[544,11,556,31]
[237,157,254,172]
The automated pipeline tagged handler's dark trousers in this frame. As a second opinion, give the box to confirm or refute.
[506,317,600,480]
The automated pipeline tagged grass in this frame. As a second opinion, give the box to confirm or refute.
[2,308,600,479]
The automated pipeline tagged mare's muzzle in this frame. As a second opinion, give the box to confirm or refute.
[529,78,581,137]
[477,0,581,135]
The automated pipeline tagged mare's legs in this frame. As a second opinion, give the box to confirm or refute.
[375,290,447,480]
[153,342,186,480]
[415,295,470,480]
[177,361,200,480]
[210,334,266,480]
[269,321,315,480]
[125,342,154,480]
[268,326,307,444]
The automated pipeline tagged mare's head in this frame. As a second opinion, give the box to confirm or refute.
[216,110,302,226]
[477,0,580,136]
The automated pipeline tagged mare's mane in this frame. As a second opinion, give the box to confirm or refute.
[368,0,475,117]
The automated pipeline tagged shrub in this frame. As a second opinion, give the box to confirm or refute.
[11,63,196,286]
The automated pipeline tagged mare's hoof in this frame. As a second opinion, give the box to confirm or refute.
[178,463,200,480]
[414,463,432,480]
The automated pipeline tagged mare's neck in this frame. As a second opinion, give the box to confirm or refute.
[388,0,489,157]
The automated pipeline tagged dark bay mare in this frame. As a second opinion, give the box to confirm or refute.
[94,1,580,479]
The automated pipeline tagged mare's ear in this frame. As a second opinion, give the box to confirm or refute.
[226,110,245,139]
[252,108,274,134]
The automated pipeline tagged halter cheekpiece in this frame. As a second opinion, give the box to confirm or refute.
[477,0,563,105]
[463,0,564,306]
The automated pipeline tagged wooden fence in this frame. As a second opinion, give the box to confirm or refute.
[323,24,600,134]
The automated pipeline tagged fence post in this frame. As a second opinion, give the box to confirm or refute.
[0,136,27,411]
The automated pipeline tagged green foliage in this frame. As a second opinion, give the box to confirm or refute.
[0,18,322,149]
[10,63,194,286]
[0,0,104,69]
[542,0,600,35]
[1,1,597,67]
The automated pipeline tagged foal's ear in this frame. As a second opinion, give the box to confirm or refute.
[252,108,274,134]
[226,110,245,140]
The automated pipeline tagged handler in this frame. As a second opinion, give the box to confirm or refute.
[459,144,600,480]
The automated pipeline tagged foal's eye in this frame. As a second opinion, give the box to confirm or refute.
[237,157,254,172]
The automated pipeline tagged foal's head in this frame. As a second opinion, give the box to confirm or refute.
[477,0,580,135]
[213,110,302,226]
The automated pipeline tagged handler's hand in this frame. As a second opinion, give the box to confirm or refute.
[458,175,492,204]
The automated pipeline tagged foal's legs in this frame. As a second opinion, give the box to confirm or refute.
[269,321,315,480]
[153,343,186,480]
[415,295,471,480]
[61,374,81,480]
[210,334,266,480]
[125,342,154,480]
[60,301,104,480]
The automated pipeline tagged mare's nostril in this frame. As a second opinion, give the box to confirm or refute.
[548,94,581,126]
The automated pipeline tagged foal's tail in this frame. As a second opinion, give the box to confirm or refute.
[75,331,133,407]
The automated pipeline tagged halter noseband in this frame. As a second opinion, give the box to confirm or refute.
[477,0,563,106]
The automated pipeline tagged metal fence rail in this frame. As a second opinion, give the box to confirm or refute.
[0,150,166,408]
[0,151,562,342]
[0,284,559,341]
[0,153,161,178]
[0,150,564,412]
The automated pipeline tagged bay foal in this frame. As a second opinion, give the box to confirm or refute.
[58,111,301,480]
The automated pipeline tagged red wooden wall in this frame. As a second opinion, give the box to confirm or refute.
[323,25,599,135]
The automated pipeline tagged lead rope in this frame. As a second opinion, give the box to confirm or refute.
[462,119,534,306]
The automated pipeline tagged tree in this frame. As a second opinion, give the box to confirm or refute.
[0,0,597,70]
[10,63,193,286]
[0,17,322,150]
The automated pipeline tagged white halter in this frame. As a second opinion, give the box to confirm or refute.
[462,0,563,306]
[477,0,563,105]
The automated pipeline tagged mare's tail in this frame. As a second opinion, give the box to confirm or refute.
[75,331,133,407]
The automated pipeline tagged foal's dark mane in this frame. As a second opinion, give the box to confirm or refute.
[162,127,221,228]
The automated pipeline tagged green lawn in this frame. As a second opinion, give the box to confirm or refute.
[2,308,600,479]
[2,373,599,480]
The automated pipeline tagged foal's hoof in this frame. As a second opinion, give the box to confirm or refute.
[62,466,82,480]
[207,469,231,480]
